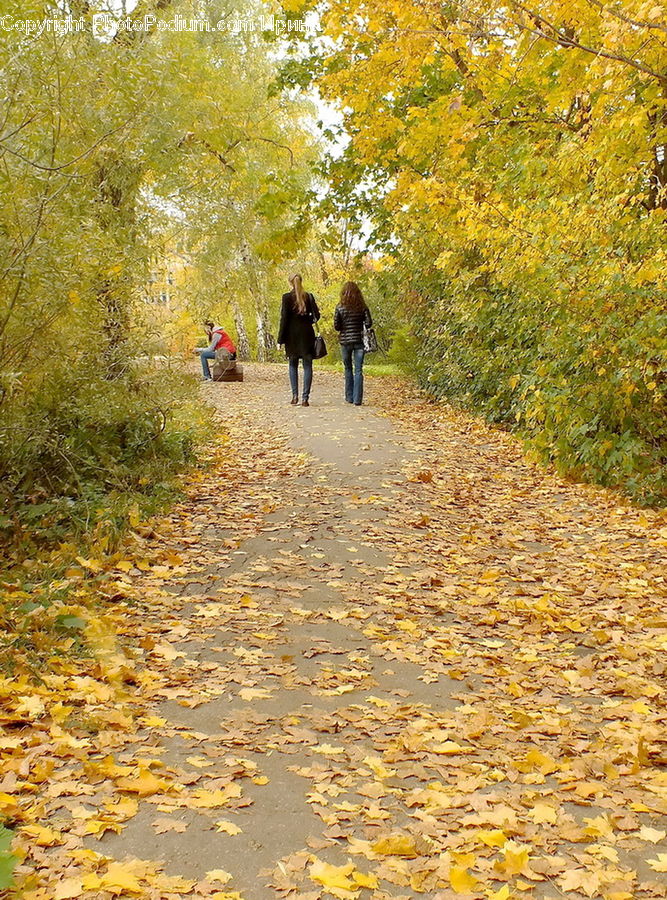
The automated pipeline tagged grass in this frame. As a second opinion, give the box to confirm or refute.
[318,360,403,377]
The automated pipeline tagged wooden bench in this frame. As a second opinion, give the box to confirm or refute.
[212,350,243,382]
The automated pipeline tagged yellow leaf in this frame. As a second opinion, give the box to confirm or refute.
[583,814,614,839]
[140,715,167,728]
[103,796,139,819]
[372,834,419,857]
[476,829,507,848]
[252,776,269,785]
[524,749,558,774]
[239,687,272,701]
[186,756,214,768]
[81,818,122,837]
[558,868,601,894]
[116,768,169,797]
[206,869,233,885]
[585,843,618,863]
[648,853,667,873]
[353,870,379,888]
[54,877,84,899]
[486,886,512,900]
[189,784,242,808]
[449,865,478,894]
[495,841,531,876]
[363,756,396,779]
[75,556,103,573]
[309,858,357,892]
[153,642,180,660]
[15,696,45,719]
[639,825,666,843]
[82,861,142,894]
[215,820,243,835]
[529,802,558,824]
[21,825,62,846]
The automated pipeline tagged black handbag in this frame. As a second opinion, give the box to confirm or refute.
[313,329,328,360]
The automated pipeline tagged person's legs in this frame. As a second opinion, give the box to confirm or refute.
[302,356,313,402]
[353,347,365,405]
[341,345,354,403]
[288,358,299,399]
[200,349,216,379]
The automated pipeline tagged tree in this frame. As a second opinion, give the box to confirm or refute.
[280,0,667,504]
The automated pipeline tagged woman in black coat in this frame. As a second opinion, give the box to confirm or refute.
[277,273,321,407]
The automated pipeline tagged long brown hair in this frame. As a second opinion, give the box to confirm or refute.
[340,281,366,313]
[289,273,307,314]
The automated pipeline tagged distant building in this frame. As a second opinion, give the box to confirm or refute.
[142,250,189,308]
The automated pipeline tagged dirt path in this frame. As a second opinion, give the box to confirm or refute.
[13,364,666,900]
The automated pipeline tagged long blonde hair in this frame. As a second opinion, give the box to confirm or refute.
[289,273,307,314]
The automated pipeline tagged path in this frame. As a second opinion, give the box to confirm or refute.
[15,364,666,900]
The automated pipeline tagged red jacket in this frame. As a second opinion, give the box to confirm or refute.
[211,328,236,354]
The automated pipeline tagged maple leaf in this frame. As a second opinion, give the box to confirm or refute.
[638,825,666,843]
[82,861,142,894]
[647,853,667,873]
[239,687,272,701]
[189,784,242,808]
[558,868,602,896]
[54,877,84,900]
[214,819,243,835]
[115,768,170,796]
[476,829,507,848]
[372,834,419,857]
[206,868,233,885]
[528,802,558,824]
[309,858,360,898]
[449,864,478,894]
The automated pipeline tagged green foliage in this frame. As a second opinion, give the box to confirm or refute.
[0,355,201,555]
[0,0,322,559]
[396,258,667,505]
[0,826,16,890]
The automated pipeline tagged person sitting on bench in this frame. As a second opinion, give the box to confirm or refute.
[196,320,237,381]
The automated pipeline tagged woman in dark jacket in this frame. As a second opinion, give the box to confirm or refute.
[333,281,373,406]
[277,273,321,407]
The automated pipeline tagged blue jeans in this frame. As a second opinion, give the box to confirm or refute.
[341,345,365,404]
[289,357,313,400]
[200,349,215,379]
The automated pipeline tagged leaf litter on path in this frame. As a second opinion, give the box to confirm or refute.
[3,364,666,899]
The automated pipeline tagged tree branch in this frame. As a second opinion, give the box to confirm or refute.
[507,1,667,84]
[178,133,237,173]
[584,0,667,36]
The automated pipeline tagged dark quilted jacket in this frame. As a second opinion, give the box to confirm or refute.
[333,304,373,346]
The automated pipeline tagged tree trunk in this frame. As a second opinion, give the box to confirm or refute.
[240,239,275,360]
[319,249,330,287]
[93,151,142,378]
[233,300,251,360]
[255,308,268,362]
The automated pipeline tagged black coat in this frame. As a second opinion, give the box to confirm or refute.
[333,304,373,346]
[278,292,321,359]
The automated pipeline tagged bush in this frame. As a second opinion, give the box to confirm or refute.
[0,353,203,557]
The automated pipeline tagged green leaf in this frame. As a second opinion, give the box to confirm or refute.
[0,826,17,890]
